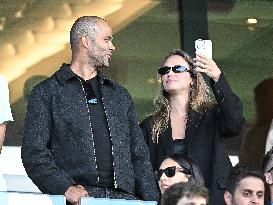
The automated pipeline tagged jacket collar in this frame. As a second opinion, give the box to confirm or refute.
[56,63,114,87]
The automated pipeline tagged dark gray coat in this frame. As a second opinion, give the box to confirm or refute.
[21,64,158,201]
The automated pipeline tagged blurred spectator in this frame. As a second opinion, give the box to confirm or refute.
[0,75,13,153]
[240,77,273,167]
[265,120,273,154]
[262,146,273,204]
[156,153,204,194]
[160,182,209,205]
[4,75,48,146]
[224,165,265,205]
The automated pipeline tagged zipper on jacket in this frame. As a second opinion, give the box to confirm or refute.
[78,79,100,182]
[101,95,118,189]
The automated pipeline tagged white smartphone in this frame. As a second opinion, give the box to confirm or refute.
[195,39,212,59]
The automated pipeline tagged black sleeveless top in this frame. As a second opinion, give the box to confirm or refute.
[173,138,187,155]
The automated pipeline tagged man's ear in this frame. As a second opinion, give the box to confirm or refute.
[81,35,89,48]
[264,172,273,185]
[224,191,232,205]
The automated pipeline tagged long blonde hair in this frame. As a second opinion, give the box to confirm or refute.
[151,49,214,143]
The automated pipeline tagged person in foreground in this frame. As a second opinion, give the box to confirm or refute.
[157,153,204,194]
[140,49,245,204]
[262,146,273,204]
[21,16,158,205]
[160,182,209,205]
[0,75,13,153]
[224,165,265,205]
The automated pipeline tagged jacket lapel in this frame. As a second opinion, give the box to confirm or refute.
[185,108,205,150]
[158,124,173,155]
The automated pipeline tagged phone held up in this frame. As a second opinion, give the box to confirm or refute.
[195,39,212,59]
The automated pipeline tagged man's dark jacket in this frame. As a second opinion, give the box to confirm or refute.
[21,64,158,201]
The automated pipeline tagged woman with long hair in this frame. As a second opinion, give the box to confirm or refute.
[140,49,245,205]
[156,153,204,194]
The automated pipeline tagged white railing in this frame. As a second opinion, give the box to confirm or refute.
[0,192,157,205]
[0,146,157,204]
[0,146,238,204]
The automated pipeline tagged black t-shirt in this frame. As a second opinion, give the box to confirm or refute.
[81,75,114,187]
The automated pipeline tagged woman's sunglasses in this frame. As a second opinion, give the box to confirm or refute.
[158,65,190,75]
[268,166,273,173]
[155,166,191,180]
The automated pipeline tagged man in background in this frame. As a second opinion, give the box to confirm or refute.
[161,182,209,205]
[262,146,273,205]
[224,165,265,205]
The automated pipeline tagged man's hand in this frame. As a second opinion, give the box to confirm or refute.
[65,185,89,205]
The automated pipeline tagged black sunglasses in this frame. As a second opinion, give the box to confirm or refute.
[158,65,190,75]
[155,166,191,180]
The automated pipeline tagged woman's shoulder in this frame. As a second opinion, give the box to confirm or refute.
[139,115,154,127]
